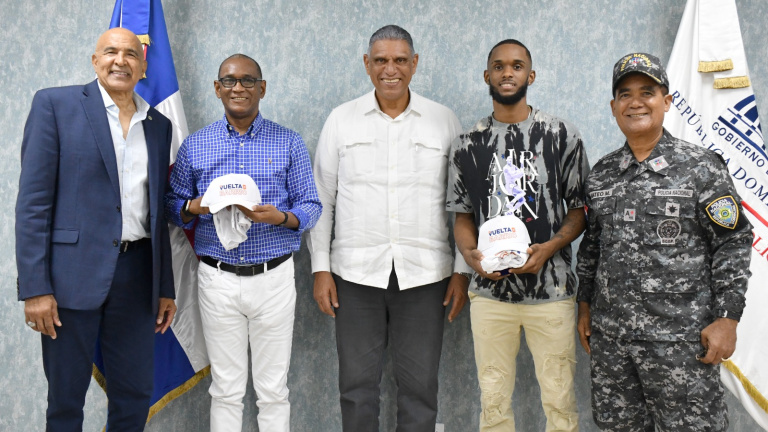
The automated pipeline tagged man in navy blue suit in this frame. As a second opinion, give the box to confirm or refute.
[16,28,176,431]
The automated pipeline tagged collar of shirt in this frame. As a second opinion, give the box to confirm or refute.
[619,128,675,175]
[487,108,538,129]
[97,80,149,123]
[220,112,265,138]
[358,89,423,121]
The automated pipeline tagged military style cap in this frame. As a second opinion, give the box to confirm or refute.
[612,52,669,94]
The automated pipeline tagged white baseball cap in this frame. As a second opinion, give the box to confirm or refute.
[201,174,261,214]
[478,215,531,259]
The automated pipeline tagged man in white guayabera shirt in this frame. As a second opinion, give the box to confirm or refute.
[308,24,472,432]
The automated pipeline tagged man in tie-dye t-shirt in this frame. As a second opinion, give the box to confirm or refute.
[446,39,590,431]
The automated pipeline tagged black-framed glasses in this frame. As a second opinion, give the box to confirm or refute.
[217,77,263,88]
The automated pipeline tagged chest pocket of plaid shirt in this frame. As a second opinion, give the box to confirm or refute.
[591,196,617,245]
[340,137,374,180]
[642,197,696,246]
[410,138,445,184]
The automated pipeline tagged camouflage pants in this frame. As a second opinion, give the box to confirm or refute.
[589,331,727,432]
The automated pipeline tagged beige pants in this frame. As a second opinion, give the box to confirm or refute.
[469,293,579,432]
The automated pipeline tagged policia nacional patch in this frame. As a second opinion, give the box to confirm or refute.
[706,196,739,229]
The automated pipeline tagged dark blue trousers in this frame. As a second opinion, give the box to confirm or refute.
[42,241,155,432]
[334,268,449,432]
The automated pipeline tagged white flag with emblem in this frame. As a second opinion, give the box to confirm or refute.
[664,0,768,429]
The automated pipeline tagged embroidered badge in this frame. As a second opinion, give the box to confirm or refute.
[706,196,739,229]
[624,208,636,221]
[589,189,613,199]
[649,156,669,172]
[665,202,680,217]
[621,53,653,71]
[655,189,693,198]
[657,219,681,245]
[619,154,632,170]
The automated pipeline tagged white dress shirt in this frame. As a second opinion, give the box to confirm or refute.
[309,90,470,290]
[98,82,150,241]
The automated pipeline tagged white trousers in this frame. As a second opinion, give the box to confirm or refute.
[198,257,296,432]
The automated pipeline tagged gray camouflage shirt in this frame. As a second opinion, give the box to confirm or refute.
[447,110,590,304]
[576,130,752,341]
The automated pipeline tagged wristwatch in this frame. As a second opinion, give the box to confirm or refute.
[279,211,289,226]
[182,200,195,218]
[458,271,473,281]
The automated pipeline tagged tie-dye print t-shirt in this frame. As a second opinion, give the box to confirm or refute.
[447,110,590,304]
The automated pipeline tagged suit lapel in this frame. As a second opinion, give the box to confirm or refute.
[142,107,162,221]
[81,80,121,199]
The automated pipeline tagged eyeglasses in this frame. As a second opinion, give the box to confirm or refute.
[217,77,263,88]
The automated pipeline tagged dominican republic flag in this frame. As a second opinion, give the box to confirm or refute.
[664,0,768,429]
[93,0,210,422]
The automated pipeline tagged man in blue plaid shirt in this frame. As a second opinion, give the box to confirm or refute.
[165,54,321,432]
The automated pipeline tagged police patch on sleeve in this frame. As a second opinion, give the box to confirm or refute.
[706,196,739,229]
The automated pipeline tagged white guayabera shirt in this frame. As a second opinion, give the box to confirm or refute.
[309,90,470,290]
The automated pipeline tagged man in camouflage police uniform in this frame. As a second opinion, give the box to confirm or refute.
[576,53,752,431]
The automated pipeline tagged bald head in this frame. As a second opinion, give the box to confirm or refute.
[94,28,143,56]
[92,27,147,98]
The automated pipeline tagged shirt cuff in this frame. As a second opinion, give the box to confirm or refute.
[453,248,473,274]
[311,251,331,273]
[290,207,309,233]
[576,284,594,304]
[170,198,196,230]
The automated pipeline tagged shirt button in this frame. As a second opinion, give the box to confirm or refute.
[113,240,119,247]
[116,205,121,212]
[240,257,245,261]
[240,164,244,168]
[240,143,244,147]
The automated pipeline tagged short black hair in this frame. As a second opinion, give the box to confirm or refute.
[487,39,532,65]
[218,54,262,78]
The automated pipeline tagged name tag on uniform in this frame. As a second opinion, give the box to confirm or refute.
[590,189,613,199]
[655,189,693,198]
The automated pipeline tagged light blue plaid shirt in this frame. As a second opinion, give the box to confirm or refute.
[166,113,322,264]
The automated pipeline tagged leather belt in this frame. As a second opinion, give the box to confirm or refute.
[120,238,150,253]
[201,253,292,277]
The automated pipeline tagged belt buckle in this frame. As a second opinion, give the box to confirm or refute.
[235,265,259,277]
[120,241,130,253]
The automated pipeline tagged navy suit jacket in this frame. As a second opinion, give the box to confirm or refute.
[16,79,174,313]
